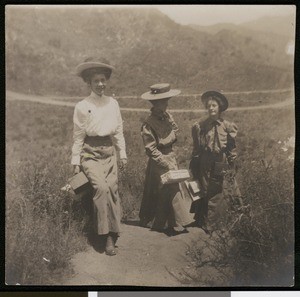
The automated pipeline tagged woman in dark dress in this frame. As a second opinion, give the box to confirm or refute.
[139,83,194,235]
[190,90,241,234]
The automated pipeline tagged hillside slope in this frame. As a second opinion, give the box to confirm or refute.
[190,14,295,38]
[5,7,294,96]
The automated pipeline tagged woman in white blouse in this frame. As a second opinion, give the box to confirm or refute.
[72,58,127,256]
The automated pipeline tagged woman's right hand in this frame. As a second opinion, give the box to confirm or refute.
[73,165,81,175]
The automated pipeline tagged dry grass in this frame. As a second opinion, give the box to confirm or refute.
[178,107,294,286]
[5,98,294,285]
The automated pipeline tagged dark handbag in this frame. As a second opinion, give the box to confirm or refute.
[189,156,201,179]
[68,171,90,194]
[184,180,201,201]
[213,162,229,176]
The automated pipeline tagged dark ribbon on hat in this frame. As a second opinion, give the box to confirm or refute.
[150,85,170,94]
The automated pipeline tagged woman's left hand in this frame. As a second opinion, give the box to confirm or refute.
[119,158,128,170]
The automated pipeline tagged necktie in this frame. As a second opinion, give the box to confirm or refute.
[212,122,220,153]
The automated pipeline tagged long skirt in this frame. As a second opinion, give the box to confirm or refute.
[80,135,121,235]
[139,150,194,230]
[191,151,241,231]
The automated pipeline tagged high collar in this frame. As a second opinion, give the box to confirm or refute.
[206,117,223,126]
[151,107,169,121]
[89,91,109,105]
[90,91,104,100]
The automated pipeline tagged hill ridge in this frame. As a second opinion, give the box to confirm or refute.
[6,7,294,96]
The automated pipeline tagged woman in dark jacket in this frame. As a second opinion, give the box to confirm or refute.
[190,90,241,234]
[139,83,194,235]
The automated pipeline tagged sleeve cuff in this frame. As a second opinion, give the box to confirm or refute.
[71,155,81,165]
[157,156,169,169]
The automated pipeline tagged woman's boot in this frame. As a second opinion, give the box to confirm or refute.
[105,234,117,256]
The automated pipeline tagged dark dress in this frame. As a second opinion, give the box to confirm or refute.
[139,107,194,231]
[190,117,241,231]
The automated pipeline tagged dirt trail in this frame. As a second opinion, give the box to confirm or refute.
[6,90,293,113]
[62,223,208,286]
[6,89,293,286]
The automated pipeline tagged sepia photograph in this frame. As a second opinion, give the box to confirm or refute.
[5,4,295,287]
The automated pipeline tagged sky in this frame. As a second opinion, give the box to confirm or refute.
[158,5,295,26]
[15,4,296,26]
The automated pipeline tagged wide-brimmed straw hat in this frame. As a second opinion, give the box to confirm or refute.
[201,90,229,112]
[76,58,115,79]
[141,83,181,100]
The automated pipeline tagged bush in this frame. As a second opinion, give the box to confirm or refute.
[5,102,87,285]
[6,101,294,285]
[5,158,87,285]
[189,138,294,286]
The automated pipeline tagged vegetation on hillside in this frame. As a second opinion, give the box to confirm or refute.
[5,7,294,96]
[5,5,295,286]
[5,99,294,285]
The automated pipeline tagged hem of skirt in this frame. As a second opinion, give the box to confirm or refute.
[181,219,195,227]
[96,229,121,235]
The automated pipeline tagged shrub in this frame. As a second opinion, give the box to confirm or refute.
[6,101,294,285]
[189,138,294,286]
[5,157,87,285]
[5,102,86,285]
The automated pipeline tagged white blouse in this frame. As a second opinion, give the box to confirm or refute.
[71,91,127,165]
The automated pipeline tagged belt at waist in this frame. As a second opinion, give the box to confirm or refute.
[203,147,226,154]
[84,135,112,147]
